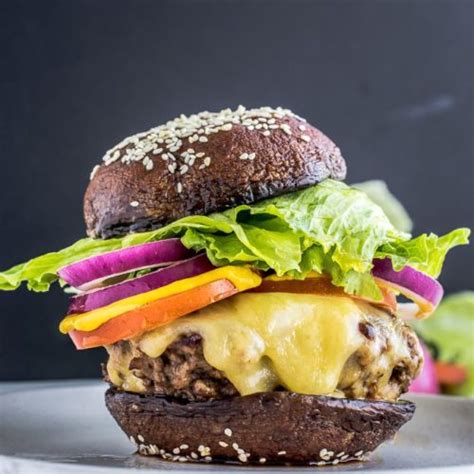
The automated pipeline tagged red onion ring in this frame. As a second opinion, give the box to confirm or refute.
[372,258,444,318]
[67,254,215,314]
[58,239,193,291]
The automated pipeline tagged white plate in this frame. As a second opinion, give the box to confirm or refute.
[0,381,473,473]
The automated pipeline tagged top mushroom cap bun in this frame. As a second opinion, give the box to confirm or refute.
[84,106,346,239]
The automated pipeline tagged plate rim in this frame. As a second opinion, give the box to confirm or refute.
[1,380,473,473]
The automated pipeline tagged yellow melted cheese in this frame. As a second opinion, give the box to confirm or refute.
[125,293,367,396]
[59,266,262,334]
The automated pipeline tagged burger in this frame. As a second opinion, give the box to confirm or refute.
[0,106,469,466]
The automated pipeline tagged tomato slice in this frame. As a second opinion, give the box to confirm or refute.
[252,277,397,312]
[69,279,237,350]
[435,361,468,386]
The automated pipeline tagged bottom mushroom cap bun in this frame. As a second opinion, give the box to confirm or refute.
[84,106,346,238]
[105,388,415,466]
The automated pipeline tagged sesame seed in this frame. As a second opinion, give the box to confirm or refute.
[90,164,100,180]
[179,164,189,174]
[137,435,145,442]
[239,153,248,160]
[355,450,364,457]
[299,125,306,131]
[190,452,198,459]
[204,456,212,462]
[341,454,349,460]
[198,446,211,456]
[178,456,187,462]
[263,130,271,136]
[176,182,183,193]
[259,457,266,464]
[129,201,139,207]
[129,436,136,444]
[173,448,180,454]
[237,448,244,454]
[204,157,211,166]
[238,453,248,463]
[98,106,299,175]
[219,441,228,447]
[301,134,311,142]
[248,152,256,160]
[277,450,286,456]
[317,461,327,466]
[167,164,175,173]
[180,444,189,450]
[232,443,239,451]
[336,451,345,458]
[196,152,205,158]
[198,163,205,170]
[332,459,340,465]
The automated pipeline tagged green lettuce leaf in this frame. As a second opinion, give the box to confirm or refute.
[412,292,474,397]
[353,180,413,233]
[0,180,469,297]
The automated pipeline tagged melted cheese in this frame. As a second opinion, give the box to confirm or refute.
[59,266,262,334]
[132,293,366,396]
[106,343,146,393]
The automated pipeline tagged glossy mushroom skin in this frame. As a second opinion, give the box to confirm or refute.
[84,108,346,238]
[106,388,415,465]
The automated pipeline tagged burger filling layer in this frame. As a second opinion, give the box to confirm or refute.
[105,293,423,401]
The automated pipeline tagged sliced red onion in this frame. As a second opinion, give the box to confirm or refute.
[67,254,215,314]
[372,258,444,318]
[58,239,193,291]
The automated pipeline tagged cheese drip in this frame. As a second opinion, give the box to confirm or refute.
[126,293,366,396]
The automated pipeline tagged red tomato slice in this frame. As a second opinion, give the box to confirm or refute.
[69,279,237,349]
[435,361,468,386]
[252,277,397,312]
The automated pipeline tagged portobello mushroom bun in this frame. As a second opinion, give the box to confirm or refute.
[1,106,469,466]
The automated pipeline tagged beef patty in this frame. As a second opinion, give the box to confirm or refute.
[105,310,422,402]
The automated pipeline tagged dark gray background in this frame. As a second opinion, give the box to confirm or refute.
[1,0,473,380]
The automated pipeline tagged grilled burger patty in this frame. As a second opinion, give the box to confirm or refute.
[105,305,422,402]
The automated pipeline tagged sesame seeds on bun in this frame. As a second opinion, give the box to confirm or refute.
[105,388,415,465]
[84,106,346,238]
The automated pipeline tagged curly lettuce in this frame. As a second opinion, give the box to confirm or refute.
[0,180,469,299]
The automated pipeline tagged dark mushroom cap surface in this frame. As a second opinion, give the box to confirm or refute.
[106,388,415,466]
[84,106,346,238]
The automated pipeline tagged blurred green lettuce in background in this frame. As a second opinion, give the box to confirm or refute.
[412,292,474,397]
